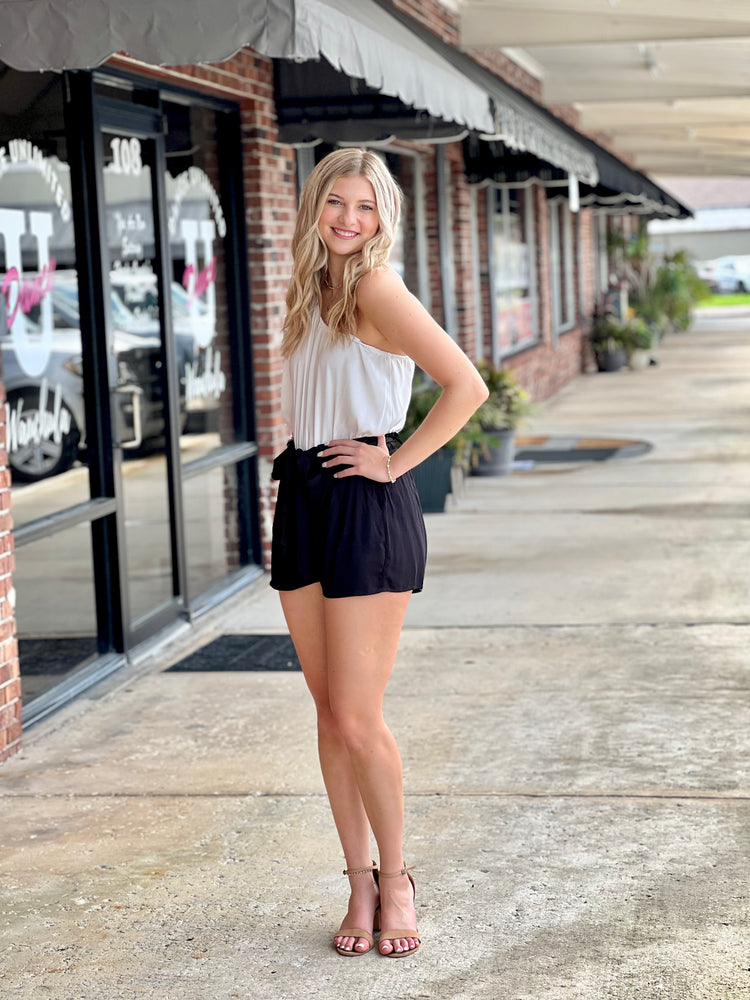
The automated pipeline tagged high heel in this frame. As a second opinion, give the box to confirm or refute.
[377,864,420,958]
[334,861,380,957]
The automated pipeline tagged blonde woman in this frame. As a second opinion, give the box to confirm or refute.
[271,148,487,957]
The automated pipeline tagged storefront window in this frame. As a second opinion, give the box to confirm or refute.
[161,99,251,602]
[14,524,99,703]
[549,197,576,333]
[183,463,240,597]
[163,101,234,462]
[0,76,88,492]
[1,67,256,713]
[493,187,537,358]
[0,69,102,706]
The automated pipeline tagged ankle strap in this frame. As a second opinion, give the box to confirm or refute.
[343,860,377,877]
[378,864,414,879]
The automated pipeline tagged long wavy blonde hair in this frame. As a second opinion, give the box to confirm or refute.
[282,148,402,356]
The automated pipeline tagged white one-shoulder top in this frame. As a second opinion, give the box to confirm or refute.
[281,306,414,451]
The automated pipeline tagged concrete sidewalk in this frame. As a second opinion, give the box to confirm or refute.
[2,310,749,1000]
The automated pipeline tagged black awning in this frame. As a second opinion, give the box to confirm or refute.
[274,57,472,144]
[463,135,567,186]
[463,127,691,220]
[577,142,692,219]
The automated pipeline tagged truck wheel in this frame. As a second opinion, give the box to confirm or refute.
[6,390,81,482]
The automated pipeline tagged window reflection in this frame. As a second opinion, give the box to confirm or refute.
[183,463,239,599]
[494,187,537,357]
[15,523,98,704]
[164,100,233,462]
[0,124,86,485]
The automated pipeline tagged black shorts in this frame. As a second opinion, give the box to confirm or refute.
[270,434,427,599]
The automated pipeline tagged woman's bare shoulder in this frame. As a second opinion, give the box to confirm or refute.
[356,265,406,302]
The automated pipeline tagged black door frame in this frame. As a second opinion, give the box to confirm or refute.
[94,99,187,647]
[20,68,260,726]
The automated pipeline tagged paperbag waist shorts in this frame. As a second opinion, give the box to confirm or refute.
[270,434,427,599]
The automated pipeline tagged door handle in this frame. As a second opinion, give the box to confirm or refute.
[114,384,144,449]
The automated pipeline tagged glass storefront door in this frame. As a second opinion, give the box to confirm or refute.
[1,67,259,723]
[99,125,179,636]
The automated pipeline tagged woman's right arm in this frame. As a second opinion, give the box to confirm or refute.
[356,268,489,479]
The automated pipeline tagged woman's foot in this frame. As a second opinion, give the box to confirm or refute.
[377,866,420,957]
[333,864,381,956]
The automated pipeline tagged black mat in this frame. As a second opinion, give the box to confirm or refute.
[19,636,99,675]
[515,441,652,464]
[515,447,618,463]
[166,634,301,672]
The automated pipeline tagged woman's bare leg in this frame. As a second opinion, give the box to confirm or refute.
[323,592,420,956]
[280,584,379,953]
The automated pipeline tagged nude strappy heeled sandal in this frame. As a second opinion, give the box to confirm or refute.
[334,861,381,957]
[377,864,421,958]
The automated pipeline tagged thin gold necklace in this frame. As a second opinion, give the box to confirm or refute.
[322,271,343,291]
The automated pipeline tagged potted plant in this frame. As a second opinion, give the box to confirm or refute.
[607,223,711,335]
[590,312,629,372]
[471,361,534,477]
[631,250,711,334]
[402,377,460,512]
[591,314,655,371]
[618,315,655,369]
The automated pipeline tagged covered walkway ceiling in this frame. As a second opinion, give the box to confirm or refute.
[458,0,750,176]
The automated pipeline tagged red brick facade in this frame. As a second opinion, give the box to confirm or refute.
[0,379,20,761]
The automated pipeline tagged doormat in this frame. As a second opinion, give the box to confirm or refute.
[166,633,301,672]
[19,636,99,675]
[514,435,651,464]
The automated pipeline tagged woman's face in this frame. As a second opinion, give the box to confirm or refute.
[317,174,380,263]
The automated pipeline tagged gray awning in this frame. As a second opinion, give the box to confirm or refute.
[484,96,599,187]
[0,0,294,70]
[0,0,494,135]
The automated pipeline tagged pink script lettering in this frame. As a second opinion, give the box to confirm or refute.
[182,256,217,304]
[2,258,57,329]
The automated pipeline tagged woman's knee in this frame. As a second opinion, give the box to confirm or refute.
[331,706,385,755]
[316,703,346,744]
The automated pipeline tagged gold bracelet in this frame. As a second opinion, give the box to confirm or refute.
[386,453,397,484]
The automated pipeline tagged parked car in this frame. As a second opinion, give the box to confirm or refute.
[695,259,718,287]
[2,277,195,482]
[700,255,750,294]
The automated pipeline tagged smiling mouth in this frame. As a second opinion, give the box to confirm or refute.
[331,227,359,239]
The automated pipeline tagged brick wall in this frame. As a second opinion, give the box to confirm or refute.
[448,144,480,357]
[421,149,445,328]
[0,379,21,762]
[477,187,492,359]
[471,49,544,103]
[393,0,460,45]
